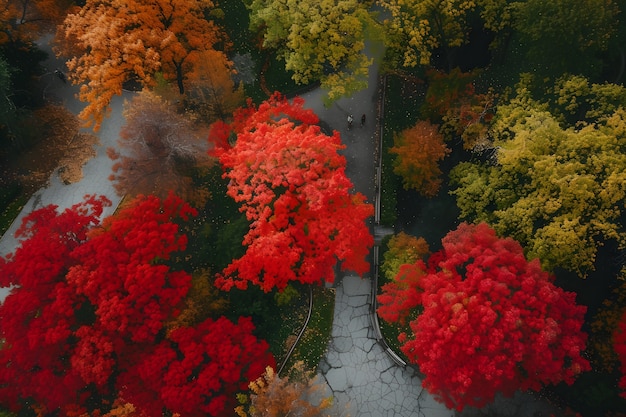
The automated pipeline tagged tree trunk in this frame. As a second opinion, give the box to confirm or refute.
[175,61,185,94]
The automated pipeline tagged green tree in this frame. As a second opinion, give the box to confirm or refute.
[511,0,619,76]
[450,90,626,277]
[245,0,373,102]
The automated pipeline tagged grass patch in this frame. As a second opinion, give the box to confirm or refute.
[0,191,28,237]
[279,285,335,372]
[380,75,423,226]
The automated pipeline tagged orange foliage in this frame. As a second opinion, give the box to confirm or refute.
[183,49,245,123]
[236,364,334,417]
[57,0,229,130]
[390,120,450,197]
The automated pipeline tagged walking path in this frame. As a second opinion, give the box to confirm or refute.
[0,34,125,259]
[297,39,454,416]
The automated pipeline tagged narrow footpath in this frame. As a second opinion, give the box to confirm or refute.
[299,39,454,417]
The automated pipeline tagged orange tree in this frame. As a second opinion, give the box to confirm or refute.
[210,93,374,292]
[389,120,450,197]
[378,222,590,410]
[57,0,229,130]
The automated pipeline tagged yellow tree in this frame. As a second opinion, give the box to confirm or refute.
[450,91,626,278]
[377,0,477,69]
[246,0,373,102]
[58,0,229,130]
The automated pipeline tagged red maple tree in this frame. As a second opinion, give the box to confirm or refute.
[615,310,626,399]
[211,93,374,292]
[0,194,111,412]
[0,194,274,416]
[118,316,275,417]
[378,222,590,410]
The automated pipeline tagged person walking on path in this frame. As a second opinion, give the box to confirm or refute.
[347,114,353,129]
[361,113,366,126]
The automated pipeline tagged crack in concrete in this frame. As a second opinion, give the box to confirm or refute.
[319,275,455,417]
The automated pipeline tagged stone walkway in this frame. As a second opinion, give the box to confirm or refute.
[319,275,454,417]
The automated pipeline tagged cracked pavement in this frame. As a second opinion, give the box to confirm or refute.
[318,275,454,417]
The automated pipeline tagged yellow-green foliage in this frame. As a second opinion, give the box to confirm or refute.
[381,232,430,281]
[378,0,478,67]
[451,85,626,278]
[246,0,374,102]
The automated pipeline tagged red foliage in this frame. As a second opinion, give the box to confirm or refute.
[379,223,590,410]
[209,92,320,155]
[377,263,426,325]
[615,310,626,398]
[119,316,274,417]
[212,93,374,292]
[0,195,110,412]
[0,194,275,416]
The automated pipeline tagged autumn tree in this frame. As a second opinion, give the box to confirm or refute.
[211,93,374,292]
[183,49,245,124]
[235,363,335,417]
[380,231,430,281]
[108,91,212,206]
[119,316,275,417]
[377,0,477,70]
[26,105,99,186]
[245,0,373,102]
[0,194,274,416]
[390,120,450,197]
[378,222,590,410]
[450,80,626,278]
[0,195,111,414]
[58,0,230,129]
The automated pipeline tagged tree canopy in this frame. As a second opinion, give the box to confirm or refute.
[58,0,229,130]
[211,93,374,292]
[245,0,373,102]
[378,222,590,410]
[108,91,212,206]
[390,120,450,197]
[377,0,478,69]
[450,82,626,278]
[0,194,274,416]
